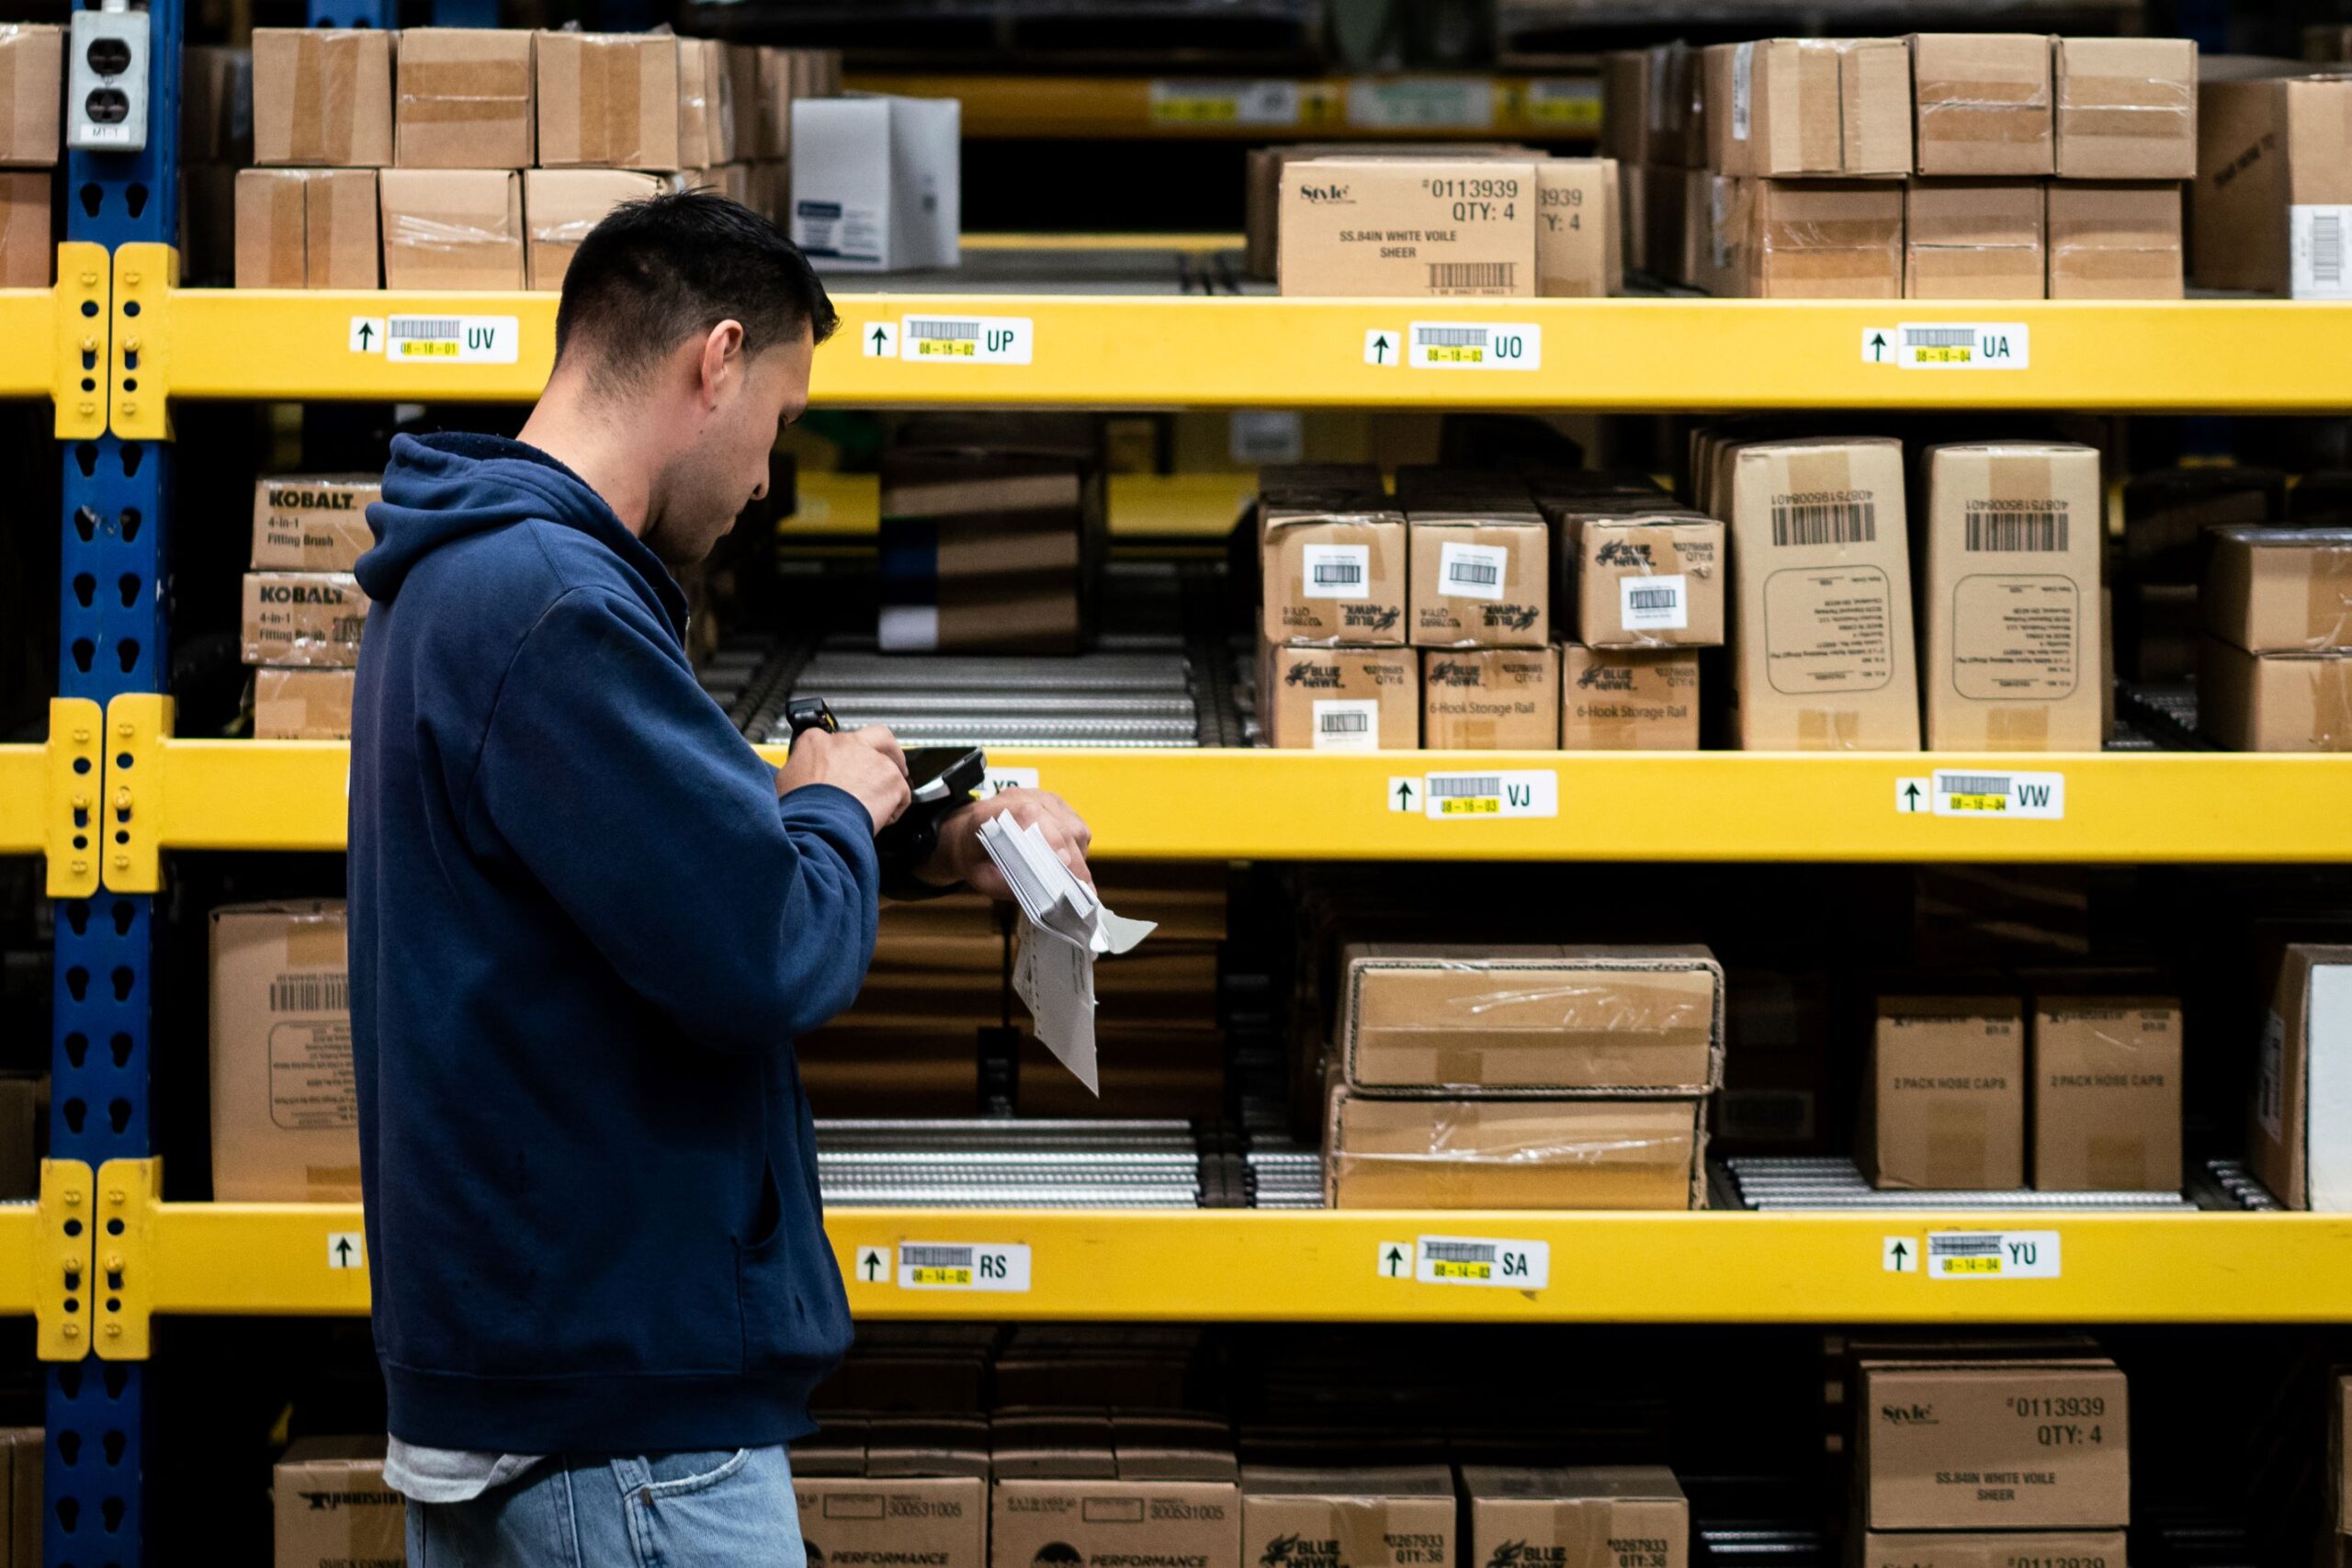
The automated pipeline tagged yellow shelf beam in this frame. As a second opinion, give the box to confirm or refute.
[790,471,1255,538]
[120,1203,2352,1323]
[99,737,2352,867]
[157,291,2352,412]
[0,701,104,899]
[846,73,1600,140]
[0,746,43,858]
[2,243,114,438]
[0,288,53,400]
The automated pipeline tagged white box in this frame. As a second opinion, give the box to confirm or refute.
[789,93,958,272]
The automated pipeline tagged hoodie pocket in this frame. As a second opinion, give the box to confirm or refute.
[734,1156,850,1377]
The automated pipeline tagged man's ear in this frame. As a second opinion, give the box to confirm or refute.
[698,320,748,407]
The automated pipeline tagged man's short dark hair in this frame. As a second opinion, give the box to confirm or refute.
[555,191,839,386]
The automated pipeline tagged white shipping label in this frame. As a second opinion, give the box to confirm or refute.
[2256,1009,2287,1141]
[2291,206,2352,299]
[1302,544,1372,600]
[1929,768,2064,819]
[1346,76,1492,130]
[1874,321,2030,370]
[978,766,1042,799]
[1730,42,1755,140]
[1927,1230,2061,1280]
[384,315,520,365]
[1415,1235,1549,1289]
[1311,699,1382,751]
[1421,770,1557,819]
[898,314,1034,365]
[1408,321,1541,370]
[1148,77,1302,127]
[897,1241,1032,1292]
[1439,541,1510,600]
[1620,573,1690,630]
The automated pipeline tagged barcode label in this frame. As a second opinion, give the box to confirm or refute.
[1930,767,2065,819]
[1406,321,1541,370]
[1428,263,1515,291]
[270,974,348,1014]
[897,314,1034,365]
[1415,770,1558,819]
[1965,508,2069,552]
[1300,543,1371,600]
[1928,1230,2061,1280]
[1930,1233,2003,1258]
[1620,573,1690,631]
[1310,699,1382,752]
[391,319,459,341]
[1770,498,1876,547]
[899,1245,972,1269]
[1865,321,2030,370]
[895,1240,1031,1292]
[383,315,519,365]
[1904,327,1976,349]
[1438,541,1510,600]
[1431,775,1502,798]
[1938,773,2011,796]
[1730,41,1754,140]
[1414,1234,1549,1288]
[2291,206,2352,299]
[1422,1241,1494,1265]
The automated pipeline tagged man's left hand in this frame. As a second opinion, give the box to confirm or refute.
[916,790,1094,899]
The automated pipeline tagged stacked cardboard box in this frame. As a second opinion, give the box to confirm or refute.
[243,475,375,732]
[274,1438,401,1568]
[2193,69,2352,299]
[1241,1466,1457,1568]
[1399,468,1556,749]
[210,901,360,1201]
[992,1413,1240,1568]
[2117,466,2285,680]
[793,1418,990,1568]
[0,23,59,288]
[876,443,1102,655]
[179,45,252,284]
[1274,152,1621,298]
[1323,945,1723,1209]
[241,28,835,291]
[2199,525,2352,750]
[1464,1467,1690,1568]
[1260,464,1418,750]
[1600,42,1703,277]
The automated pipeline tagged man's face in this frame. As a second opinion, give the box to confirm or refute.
[645,328,814,569]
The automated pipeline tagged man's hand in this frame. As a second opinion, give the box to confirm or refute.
[777,725,910,833]
[916,789,1093,899]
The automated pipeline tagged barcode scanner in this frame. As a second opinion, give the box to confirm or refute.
[785,698,989,899]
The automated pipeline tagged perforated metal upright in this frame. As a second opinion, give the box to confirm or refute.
[51,0,179,1562]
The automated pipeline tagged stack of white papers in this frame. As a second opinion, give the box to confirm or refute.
[978,815,1156,1095]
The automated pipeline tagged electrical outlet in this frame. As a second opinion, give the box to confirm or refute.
[67,9,150,152]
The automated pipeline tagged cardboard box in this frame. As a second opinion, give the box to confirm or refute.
[1912,34,2056,176]
[234,168,379,290]
[1560,644,1701,750]
[795,1431,987,1568]
[2032,997,2183,1192]
[877,448,1094,654]
[1734,177,1905,298]
[2191,75,2352,299]
[1247,142,1536,279]
[680,38,733,169]
[0,170,46,288]
[2054,38,2197,180]
[1241,1467,1456,1568]
[379,168,524,290]
[1707,39,1911,177]
[1864,997,2026,1190]
[252,28,392,168]
[274,1437,401,1568]
[252,475,379,572]
[746,45,790,161]
[211,902,359,1203]
[0,1427,40,1568]
[1406,502,1549,649]
[791,94,957,273]
[2250,942,2352,1208]
[1261,463,1408,646]
[184,43,255,164]
[1280,157,1539,298]
[1859,1359,2129,1529]
[992,1466,1238,1568]
[0,23,62,167]
[1261,644,1419,750]
[1905,179,2045,298]
[2199,638,2352,750]
[1860,1533,2127,1568]
[1540,500,1725,649]
[1463,1467,1690,1568]
[2047,180,2183,299]
[254,669,356,741]
[2201,525,2352,652]
[1422,647,1560,749]
[1720,436,1921,750]
[1327,1086,1706,1208]
[535,31,688,171]
[396,28,535,169]
[1681,167,1732,294]
[1918,442,2103,751]
[1603,46,1700,168]
[526,168,674,291]
[1537,157,1619,296]
[242,572,370,669]
[1337,944,1723,1093]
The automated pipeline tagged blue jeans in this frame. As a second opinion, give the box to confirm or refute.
[405,1446,805,1567]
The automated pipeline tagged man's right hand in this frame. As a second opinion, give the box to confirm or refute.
[778,725,910,833]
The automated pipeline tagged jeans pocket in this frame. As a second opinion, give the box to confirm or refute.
[619,1446,799,1568]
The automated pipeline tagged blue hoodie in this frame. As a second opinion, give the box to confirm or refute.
[349,432,877,1452]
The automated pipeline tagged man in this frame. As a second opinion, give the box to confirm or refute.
[348,193,1093,1563]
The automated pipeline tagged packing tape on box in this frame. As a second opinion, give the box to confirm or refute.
[2313,656,2352,748]
[290,32,368,165]
[1793,707,1867,749]
[255,171,307,286]
[2309,543,2352,649]
[2063,73,2193,141]
[1917,78,2054,145]
[401,60,532,126]
[390,209,514,254]
[576,36,648,166]
[1796,41,1840,173]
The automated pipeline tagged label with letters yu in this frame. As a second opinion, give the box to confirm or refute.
[1928,1230,2060,1280]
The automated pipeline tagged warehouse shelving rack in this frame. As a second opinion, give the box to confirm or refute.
[841,72,1603,138]
[1,12,2350,1562]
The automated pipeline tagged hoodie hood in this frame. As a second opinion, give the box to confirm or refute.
[360,432,688,635]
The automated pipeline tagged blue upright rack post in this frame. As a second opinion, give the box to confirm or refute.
[51,0,178,1562]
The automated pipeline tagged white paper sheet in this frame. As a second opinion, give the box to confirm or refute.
[980,816,1156,1095]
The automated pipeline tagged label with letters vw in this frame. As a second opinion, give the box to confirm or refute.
[894,1241,1032,1292]
[1415,1235,1549,1289]
[1928,1230,2060,1280]
[1930,768,2064,819]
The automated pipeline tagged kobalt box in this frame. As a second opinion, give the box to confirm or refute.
[251,474,379,572]
[242,572,371,668]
